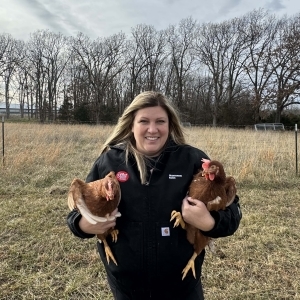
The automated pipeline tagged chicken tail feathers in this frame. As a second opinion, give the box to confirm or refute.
[225,176,237,207]
[67,178,85,211]
[67,192,76,211]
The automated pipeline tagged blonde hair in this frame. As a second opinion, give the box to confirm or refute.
[101,91,186,183]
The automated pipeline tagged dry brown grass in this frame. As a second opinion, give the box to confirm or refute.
[0,123,299,299]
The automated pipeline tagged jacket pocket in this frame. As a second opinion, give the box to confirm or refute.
[155,222,194,278]
[98,221,143,279]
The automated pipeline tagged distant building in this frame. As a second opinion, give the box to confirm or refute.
[0,102,36,115]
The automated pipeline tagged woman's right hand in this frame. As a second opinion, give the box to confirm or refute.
[78,208,119,235]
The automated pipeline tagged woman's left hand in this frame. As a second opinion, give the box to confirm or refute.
[181,196,215,231]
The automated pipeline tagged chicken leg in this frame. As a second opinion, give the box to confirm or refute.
[97,229,119,265]
[170,210,197,279]
[182,252,197,279]
[170,210,186,229]
[170,210,209,280]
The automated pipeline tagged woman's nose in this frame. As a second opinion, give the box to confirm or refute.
[148,122,158,132]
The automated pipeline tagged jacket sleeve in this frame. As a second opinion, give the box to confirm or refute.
[202,195,242,238]
[66,209,95,239]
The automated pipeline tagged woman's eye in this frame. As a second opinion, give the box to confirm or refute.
[138,119,166,124]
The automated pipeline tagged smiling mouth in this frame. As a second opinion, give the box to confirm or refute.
[146,137,159,140]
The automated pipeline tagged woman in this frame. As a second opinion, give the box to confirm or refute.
[67,91,242,300]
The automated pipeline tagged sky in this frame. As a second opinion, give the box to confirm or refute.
[0,0,299,41]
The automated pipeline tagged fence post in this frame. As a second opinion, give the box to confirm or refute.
[1,116,4,166]
[295,124,298,176]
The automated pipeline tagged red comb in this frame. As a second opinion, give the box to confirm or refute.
[201,158,211,169]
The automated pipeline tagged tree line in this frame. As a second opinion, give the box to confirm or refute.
[0,8,300,126]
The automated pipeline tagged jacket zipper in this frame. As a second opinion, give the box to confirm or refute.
[144,154,162,185]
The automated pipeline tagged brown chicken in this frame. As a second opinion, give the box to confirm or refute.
[170,158,236,279]
[68,171,121,265]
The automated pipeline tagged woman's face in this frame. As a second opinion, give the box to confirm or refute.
[132,106,169,157]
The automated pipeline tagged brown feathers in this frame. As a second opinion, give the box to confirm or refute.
[189,159,236,210]
[68,171,121,223]
[171,158,237,279]
[68,171,121,265]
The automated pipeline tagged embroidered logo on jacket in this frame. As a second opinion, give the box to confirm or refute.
[116,171,129,182]
[169,174,183,179]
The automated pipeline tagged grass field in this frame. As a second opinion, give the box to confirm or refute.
[0,123,299,299]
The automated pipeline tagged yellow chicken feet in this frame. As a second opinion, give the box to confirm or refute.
[171,210,198,280]
[110,229,119,242]
[182,252,197,280]
[170,210,186,229]
[101,239,118,266]
[97,230,119,266]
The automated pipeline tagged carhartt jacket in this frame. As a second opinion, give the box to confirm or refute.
[67,140,242,299]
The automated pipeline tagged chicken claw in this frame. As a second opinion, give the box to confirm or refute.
[101,239,118,266]
[110,229,119,242]
[170,210,186,229]
[182,252,197,279]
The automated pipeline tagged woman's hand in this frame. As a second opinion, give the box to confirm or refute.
[79,208,119,235]
[181,196,215,231]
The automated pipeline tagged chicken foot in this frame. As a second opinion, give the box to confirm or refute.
[110,229,119,242]
[97,229,119,265]
[182,252,197,280]
[97,237,118,265]
[170,211,197,279]
[170,210,186,229]
[170,210,204,280]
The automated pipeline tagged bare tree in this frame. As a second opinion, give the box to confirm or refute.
[221,16,253,123]
[62,50,91,115]
[0,34,9,78]
[195,21,232,126]
[24,30,71,122]
[185,73,214,124]
[0,35,23,118]
[126,26,152,100]
[267,14,300,122]
[242,9,279,122]
[132,25,167,91]
[18,54,39,119]
[71,32,129,123]
[13,41,29,118]
[198,18,252,125]
[41,31,70,121]
[1,8,299,125]
[166,17,197,111]
[26,31,48,121]
[123,24,167,104]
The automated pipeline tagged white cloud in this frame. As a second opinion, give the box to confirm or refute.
[0,0,299,41]
[266,0,285,11]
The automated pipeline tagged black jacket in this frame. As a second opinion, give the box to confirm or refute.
[67,141,242,298]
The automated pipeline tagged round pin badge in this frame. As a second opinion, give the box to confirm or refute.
[116,171,129,182]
